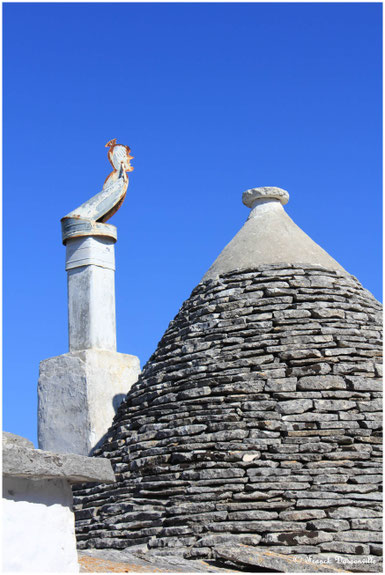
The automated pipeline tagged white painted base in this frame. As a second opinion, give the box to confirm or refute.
[38,350,140,455]
[2,477,79,572]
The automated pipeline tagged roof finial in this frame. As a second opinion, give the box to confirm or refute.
[242,186,289,208]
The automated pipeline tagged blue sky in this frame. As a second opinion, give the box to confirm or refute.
[3,2,382,446]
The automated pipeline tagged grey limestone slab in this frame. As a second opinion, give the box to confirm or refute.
[2,432,115,483]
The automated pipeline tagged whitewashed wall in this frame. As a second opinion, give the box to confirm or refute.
[3,477,79,572]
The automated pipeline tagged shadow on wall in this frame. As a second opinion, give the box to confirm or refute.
[89,393,126,456]
[113,393,126,413]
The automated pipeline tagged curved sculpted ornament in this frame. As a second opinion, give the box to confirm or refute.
[61,139,133,243]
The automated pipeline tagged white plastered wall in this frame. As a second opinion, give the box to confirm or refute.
[2,477,79,572]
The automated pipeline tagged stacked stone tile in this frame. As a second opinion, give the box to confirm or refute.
[73,188,382,571]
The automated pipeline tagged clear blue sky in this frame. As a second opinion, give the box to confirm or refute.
[3,2,382,446]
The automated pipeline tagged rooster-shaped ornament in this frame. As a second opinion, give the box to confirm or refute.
[61,139,134,243]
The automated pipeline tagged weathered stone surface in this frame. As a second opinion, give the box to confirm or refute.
[265,378,297,391]
[313,399,357,411]
[227,510,279,521]
[3,432,34,449]
[72,264,382,566]
[335,531,383,543]
[308,553,381,573]
[307,519,350,531]
[298,376,346,391]
[261,545,320,555]
[214,544,344,572]
[351,518,382,530]
[296,499,355,508]
[3,434,114,483]
[288,364,332,377]
[278,399,313,415]
[38,349,140,456]
[320,542,370,555]
[279,509,327,521]
[78,548,233,573]
[311,308,345,319]
[263,531,334,546]
[195,534,262,547]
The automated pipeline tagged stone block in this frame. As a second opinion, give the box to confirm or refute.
[351,518,382,530]
[298,376,346,390]
[278,399,313,415]
[38,349,140,455]
[320,541,370,555]
[214,544,342,572]
[311,308,345,319]
[279,510,327,521]
[263,530,333,546]
[345,376,382,391]
[313,399,357,411]
[335,531,383,543]
[3,435,114,483]
[307,519,350,531]
[288,363,332,377]
[370,544,383,556]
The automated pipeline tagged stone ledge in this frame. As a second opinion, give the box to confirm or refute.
[214,545,353,573]
[2,432,115,484]
[3,431,34,449]
[78,549,235,573]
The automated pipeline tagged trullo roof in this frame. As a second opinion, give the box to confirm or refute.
[73,185,382,573]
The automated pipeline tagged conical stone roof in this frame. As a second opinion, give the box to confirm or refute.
[203,187,346,280]
[74,187,382,572]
